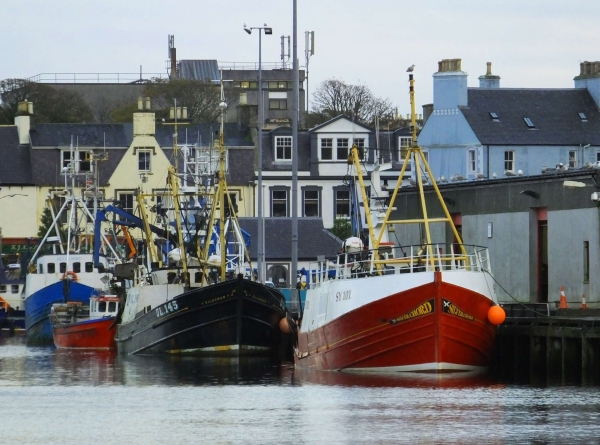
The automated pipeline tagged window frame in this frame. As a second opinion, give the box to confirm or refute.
[116,191,135,214]
[353,138,367,162]
[274,136,292,161]
[468,149,477,173]
[336,138,349,161]
[320,138,333,160]
[504,150,515,171]
[333,186,350,219]
[569,150,577,168]
[269,99,287,110]
[270,186,290,217]
[398,136,411,161]
[62,150,92,173]
[302,186,322,217]
[138,149,152,172]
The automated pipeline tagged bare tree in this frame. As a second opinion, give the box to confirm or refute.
[311,78,394,126]
[143,78,221,123]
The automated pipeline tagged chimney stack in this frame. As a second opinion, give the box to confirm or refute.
[14,100,33,145]
[574,61,600,108]
[478,62,501,88]
[433,58,467,109]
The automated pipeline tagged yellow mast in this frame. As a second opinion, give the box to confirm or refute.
[217,99,227,282]
[373,71,467,266]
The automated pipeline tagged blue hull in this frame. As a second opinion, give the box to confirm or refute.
[25,280,98,344]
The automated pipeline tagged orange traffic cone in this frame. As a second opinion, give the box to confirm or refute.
[581,294,588,310]
[559,286,568,309]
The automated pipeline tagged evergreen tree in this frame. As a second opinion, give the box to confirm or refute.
[330,218,352,240]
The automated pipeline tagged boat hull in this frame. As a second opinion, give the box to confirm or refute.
[295,271,497,372]
[25,281,97,344]
[52,317,117,349]
[116,276,287,356]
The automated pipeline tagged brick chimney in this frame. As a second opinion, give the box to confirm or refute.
[14,101,33,145]
[574,61,600,108]
[478,62,500,88]
[432,58,467,109]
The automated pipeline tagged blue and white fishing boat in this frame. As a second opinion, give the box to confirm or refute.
[24,143,120,344]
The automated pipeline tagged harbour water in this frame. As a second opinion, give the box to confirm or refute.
[1,335,599,445]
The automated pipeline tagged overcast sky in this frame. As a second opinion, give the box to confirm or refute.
[2,0,599,115]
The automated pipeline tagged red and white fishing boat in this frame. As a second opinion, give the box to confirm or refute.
[50,294,120,349]
[292,72,505,373]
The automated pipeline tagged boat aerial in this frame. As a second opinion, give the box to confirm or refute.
[292,71,505,373]
[24,142,120,344]
[107,85,288,356]
[50,294,120,349]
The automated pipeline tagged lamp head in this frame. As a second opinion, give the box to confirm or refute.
[244,28,251,35]
[264,27,272,35]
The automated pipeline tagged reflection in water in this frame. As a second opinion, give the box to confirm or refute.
[1,335,600,444]
[293,367,499,389]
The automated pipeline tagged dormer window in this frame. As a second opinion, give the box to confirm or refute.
[579,112,588,122]
[523,117,535,129]
[274,136,292,161]
[489,112,500,122]
[62,150,92,173]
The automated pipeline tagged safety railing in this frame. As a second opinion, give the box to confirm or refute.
[307,244,491,288]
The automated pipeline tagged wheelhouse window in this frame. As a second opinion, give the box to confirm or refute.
[302,187,321,217]
[504,151,515,171]
[59,262,67,273]
[85,262,94,273]
[47,263,55,273]
[271,188,289,217]
[274,136,292,161]
[320,138,333,160]
[73,262,81,273]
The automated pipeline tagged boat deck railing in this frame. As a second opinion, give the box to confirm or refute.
[307,244,491,287]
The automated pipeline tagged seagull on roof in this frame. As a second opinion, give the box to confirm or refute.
[406,64,415,72]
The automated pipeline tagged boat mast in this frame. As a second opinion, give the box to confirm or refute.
[374,71,466,261]
[169,99,190,287]
[217,81,227,282]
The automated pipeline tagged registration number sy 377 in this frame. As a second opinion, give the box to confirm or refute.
[335,290,351,302]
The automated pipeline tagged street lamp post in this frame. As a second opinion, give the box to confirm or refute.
[244,24,272,283]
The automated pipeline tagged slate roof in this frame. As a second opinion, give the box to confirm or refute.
[261,127,311,172]
[30,123,133,147]
[238,217,343,261]
[0,126,32,185]
[309,114,373,132]
[461,88,600,145]
[178,60,220,82]
[154,123,252,148]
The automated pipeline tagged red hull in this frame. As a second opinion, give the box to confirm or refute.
[295,272,497,372]
[52,318,117,349]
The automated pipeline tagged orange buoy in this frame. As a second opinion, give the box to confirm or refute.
[279,317,291,334]
[488,305,506,325]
